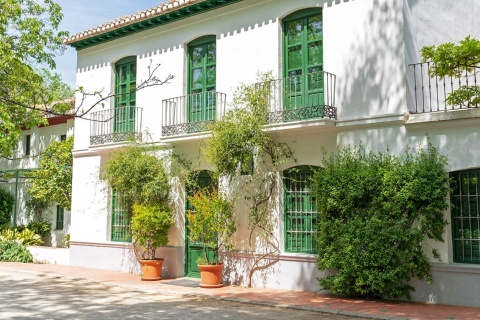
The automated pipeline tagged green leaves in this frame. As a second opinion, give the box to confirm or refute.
[313,144,449,299]
[28,136,73,210]
[0,188,14,226]
[0,0,71,157]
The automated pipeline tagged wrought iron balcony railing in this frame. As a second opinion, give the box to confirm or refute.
[161,91,226,137]
[255,71,337,124]
[90,106,142,145]
[410,61,480,113]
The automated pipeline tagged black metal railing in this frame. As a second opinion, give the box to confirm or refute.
[410,61,480,113]
[90,106,142,145]
[255,71,336,124]
[161,91,226,137]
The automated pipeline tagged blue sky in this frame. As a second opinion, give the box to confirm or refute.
[54,0,161,87]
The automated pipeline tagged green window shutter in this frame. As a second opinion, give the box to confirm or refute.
[188,36,216,123]
[111,191,132,242]
[114,56,137,133]
[283,10,324,119]
[451,169,480,264]
[55,205,64,230]
[25,134,31,156]
[283,166,318,253]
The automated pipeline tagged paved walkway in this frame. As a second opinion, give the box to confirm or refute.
[0,262,478,320]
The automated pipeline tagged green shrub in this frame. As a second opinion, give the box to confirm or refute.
[27,221,51,237]
[0,228,44,246]
[64,234,70,248]
[0,240,33,263]
[313,144,449,300]
[131,203,173,260]
[0,188,14,227]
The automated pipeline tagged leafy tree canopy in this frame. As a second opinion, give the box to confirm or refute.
[313,144,449,300]
[0,0,72,158]
[28,136,73,210]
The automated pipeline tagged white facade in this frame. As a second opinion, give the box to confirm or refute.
[68,0,480,306]
[0,118,74,247]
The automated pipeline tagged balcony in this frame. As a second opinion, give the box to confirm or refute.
[255,71,337,124]
[409,62,479,113]
[161,91,226,137]
[90,106,142,145]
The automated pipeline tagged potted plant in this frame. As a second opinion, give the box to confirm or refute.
[131,203,173,281]
[187,188,236,288]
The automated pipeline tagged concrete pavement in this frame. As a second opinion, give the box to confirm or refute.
[0,262,478,320]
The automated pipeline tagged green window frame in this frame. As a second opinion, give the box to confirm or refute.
[25,134,31,156]
[283,9,324,117]
[188,35,217,123]
[111,191,132,242]
[283,166,318,253]
[451,169,480,264]
[55,205,64,230]
[114,56,137,133]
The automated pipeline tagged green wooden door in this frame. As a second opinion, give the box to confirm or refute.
[188,37,216,124]
[284,11,323,118]
[115,57,136,132]
[185,171,216,277]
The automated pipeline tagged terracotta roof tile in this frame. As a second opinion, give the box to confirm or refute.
[65,0,203,44]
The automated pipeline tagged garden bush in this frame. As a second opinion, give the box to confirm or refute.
[0,240,33,263]
[0,188,14,227]
[27,221,51,237]
[312,144,449,299]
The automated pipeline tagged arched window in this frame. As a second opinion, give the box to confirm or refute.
[282,9,324,120]
[283,165,319,253]
[114,56,137,133]
[187,35,217,124]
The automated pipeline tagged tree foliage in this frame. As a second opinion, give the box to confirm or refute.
[312,144,449,299]
[203,72,294,286]
[0,188,14,227]
[0,0,72,158]
[103,145,170,208]
[28,136,73,210]
[421,36,480,107]
[187,188,235,265]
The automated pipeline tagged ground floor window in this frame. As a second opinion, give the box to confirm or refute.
[111,191,132,242]
[451,169,480,264]
[55,205,64,230]
[283,166,318,253]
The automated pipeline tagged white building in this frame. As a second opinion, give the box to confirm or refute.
[0,113,74,248]
[65,0,480,306]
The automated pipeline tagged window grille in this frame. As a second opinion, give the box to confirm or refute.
[283,166,318,253]
[111,191,132,242]
[451,169,480,263]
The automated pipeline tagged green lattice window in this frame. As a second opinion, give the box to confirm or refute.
[451,169,480,264]
[283,9,324,117]
[55,205,64,230]
[283,166,318,253]
[111,191,132,242]
[114,56,137,133]
[188,36,216,124]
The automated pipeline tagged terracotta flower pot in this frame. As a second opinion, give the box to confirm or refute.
[139,258,164,281]
[198,263,224,288]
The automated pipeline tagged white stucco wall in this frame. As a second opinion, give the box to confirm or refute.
[68,0,480,306]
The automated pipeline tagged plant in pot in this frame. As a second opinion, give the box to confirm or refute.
[187,188,236,288]
[131,203,173,281]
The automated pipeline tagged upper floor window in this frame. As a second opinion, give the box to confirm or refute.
[114,56,137,133]
[188,35,217,124]
[451,169,480,264]
[25,134,31,156]
[282,9,324,119]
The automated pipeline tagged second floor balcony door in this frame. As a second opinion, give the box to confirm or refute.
[115,56,137,133]
[283,9,323,117]
[188,36,216,124]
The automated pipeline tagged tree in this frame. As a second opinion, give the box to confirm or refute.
[0,0,71,158]
[0,0,173,159]
[312,144,449,299]
[421,36,480,107]
[28,136,73,210]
